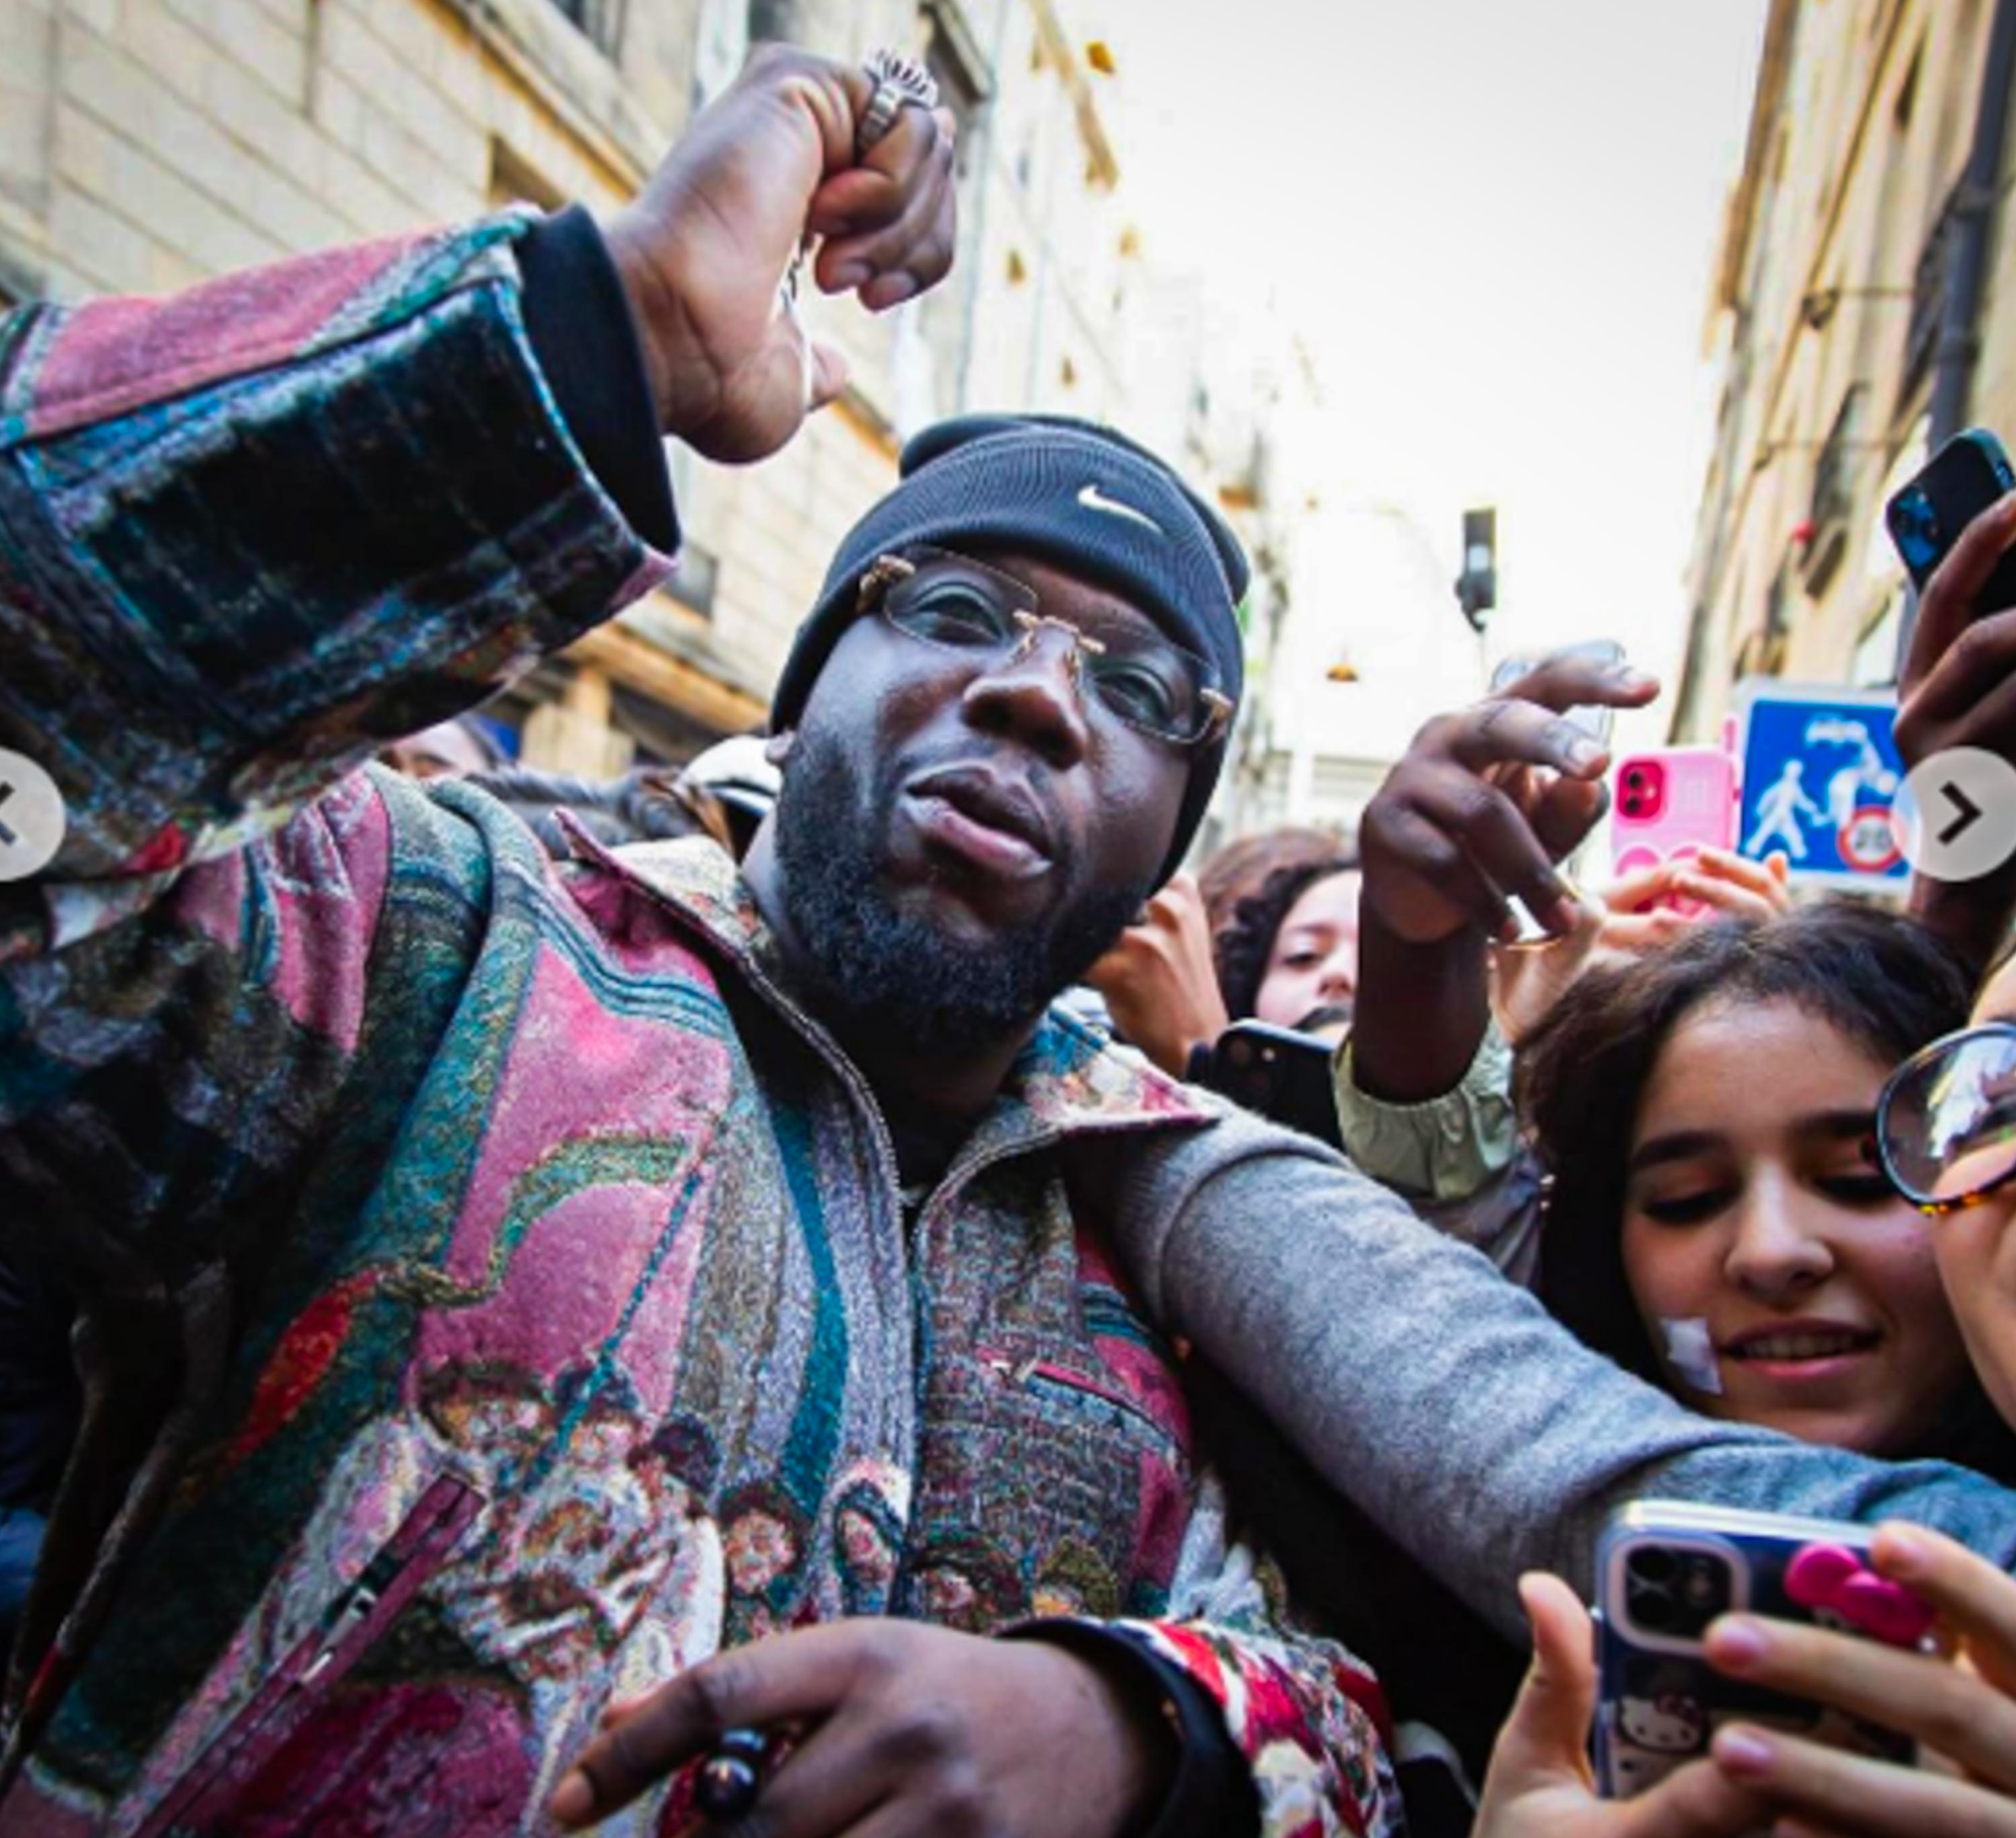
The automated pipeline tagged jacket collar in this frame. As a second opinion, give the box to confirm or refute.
[566,827,1220,1144]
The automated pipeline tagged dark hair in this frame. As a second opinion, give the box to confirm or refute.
[1197,827,1342,938]
[1215,853,1359,1021]
[1515,903,1974,1382]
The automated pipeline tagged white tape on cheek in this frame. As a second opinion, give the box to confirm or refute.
[1661,1317,1724,1395]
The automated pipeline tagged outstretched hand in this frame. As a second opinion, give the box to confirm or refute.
[1474,1574,1775,1838]
[603,44,958,461]
[1359,651,1658,949]
[1351,649,1656,1103]
[1490,847,1790,1045]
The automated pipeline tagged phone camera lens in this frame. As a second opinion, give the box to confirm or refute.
[1627,1547,1677,1585]
[1624,769,1646,788]
[1681,1555,1731,1618]
[1623,1544,1730,1640]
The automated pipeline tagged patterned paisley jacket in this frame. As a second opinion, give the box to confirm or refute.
[0,218,1402,1835]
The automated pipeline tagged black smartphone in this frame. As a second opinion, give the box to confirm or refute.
[1884,427,2016,609]
[1202,1019,1342,1147]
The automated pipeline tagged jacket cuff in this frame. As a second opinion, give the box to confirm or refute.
[998,1620,1259,1838]
[1333,1020,1517,1200]
[515,204,679,556]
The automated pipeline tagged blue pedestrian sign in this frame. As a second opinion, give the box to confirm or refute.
[1733,681,1907,892]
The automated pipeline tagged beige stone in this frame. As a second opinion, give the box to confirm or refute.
[1679,0,2013,731]
[2,0,1245,782]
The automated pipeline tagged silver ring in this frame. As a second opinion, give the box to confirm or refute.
[856,48,939,157]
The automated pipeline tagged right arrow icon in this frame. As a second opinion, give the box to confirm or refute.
[1895,748,2016,883]
[1939,781,1984,846]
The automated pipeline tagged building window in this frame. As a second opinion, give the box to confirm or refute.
[665,442,719,621]
[1903,179,1962,405]
[692,0,749,112]
[543,0,622,54]
[923,0,994,179]
[1853,588,1905,687]
[670,538,720,620]
[1804,381,1868,593]
[490,140,564,212]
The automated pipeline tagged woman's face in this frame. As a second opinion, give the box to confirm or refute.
[1925,956,2016,1432]
[1255,870,1361,1037]
[1620,997,1970,1455]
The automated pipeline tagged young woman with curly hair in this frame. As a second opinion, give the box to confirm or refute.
[1214,851,1361,1038]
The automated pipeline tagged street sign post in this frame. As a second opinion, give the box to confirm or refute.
[1732,680,1908,893]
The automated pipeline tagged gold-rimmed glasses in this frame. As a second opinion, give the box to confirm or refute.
[856,548,1233,747]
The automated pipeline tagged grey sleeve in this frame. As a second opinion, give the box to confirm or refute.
[1115,1112,2016,1639]
[1405,1155,1546,1288]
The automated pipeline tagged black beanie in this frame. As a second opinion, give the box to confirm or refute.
[770,414,1248,883]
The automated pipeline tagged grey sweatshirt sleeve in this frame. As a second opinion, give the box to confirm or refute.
[1114,1110,2016,1640]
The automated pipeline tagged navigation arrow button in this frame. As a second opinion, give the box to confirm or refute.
[1894,748,2016,882]
[1939,782,1984,847]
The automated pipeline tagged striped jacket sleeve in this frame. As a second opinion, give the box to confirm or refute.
[0,215,671,1261]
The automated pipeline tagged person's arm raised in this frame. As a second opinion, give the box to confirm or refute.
[1898,491,2016,974]
[0,46,953,911]
[1350,651,1656,1103]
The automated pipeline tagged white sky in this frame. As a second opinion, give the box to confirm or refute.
[1096,0,1771,744]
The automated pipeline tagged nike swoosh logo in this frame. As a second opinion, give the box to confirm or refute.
[1077,483,1164,535]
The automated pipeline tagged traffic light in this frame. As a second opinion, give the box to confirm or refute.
[1456,507,1497,632]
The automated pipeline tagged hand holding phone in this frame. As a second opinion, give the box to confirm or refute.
[1478,1521,2016,1838]
[1609,747,1740,905]
[1886,430,2016,965]
[1594,1504,1930,1801]
[1359,646,1657,950]
[1886,427,2016,608]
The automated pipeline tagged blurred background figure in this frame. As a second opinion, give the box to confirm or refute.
[450,733,780,865]
[460,763,729,858]
[378,714,509,781]
[1195,826,1341,939]
[1086,827,1352,1085]
[679,735,782,860]
[1216,850,1361,1041]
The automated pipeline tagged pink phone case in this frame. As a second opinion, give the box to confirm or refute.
[1611,749,1738,898]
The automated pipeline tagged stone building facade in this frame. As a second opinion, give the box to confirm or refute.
[1675,0,2016,739]
[1,0,1223,774]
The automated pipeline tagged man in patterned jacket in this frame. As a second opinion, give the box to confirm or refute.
[15,32,2016,1838]
[0,42,1403,1838]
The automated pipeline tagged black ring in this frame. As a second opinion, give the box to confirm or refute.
[696,1726,768,1825]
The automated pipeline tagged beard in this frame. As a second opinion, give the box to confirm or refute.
[772,724,1154,1057]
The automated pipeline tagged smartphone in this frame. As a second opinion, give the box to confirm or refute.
[1884,427,2016,610]
[1488,638,1627,748]
[1610,747,1738,894]
[1595,1501,1928,1801]
[1202,1019,1341,1148]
